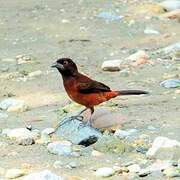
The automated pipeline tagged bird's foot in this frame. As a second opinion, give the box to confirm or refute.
[55,115,84,129]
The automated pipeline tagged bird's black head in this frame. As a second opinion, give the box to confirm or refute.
[51,58,78,76]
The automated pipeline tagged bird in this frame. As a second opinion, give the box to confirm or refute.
[52,58,148,127]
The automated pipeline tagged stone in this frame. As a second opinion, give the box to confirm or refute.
[0,98,27,112]
[163,167,180,177]
[91,150,104,157]
[162,9,180,19]
[95,167,115,177]
[66,162,78,169]
[160,79,180,88]
[5,169,25,179]
[113,166,129,173]
[18,137,35,146]
[146,137,180,160]
[54,118,102,146]
[97,12,123,21]
[160,0,180,11]
[138,169,150,177]
[101,60,122,71]
[42,128,55,135]
[144,28,159,35]
[23,170,63,180]
[162,42,180,54]
[36,133,51,145]
[127,164,141,173]
[114,129,137,139]
[93,135,131,154]
[47,141,72,156]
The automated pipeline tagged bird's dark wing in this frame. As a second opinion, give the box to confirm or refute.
[77,80,111,94]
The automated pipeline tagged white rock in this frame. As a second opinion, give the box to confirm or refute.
[127,50,148,62]
[23,170,63,180]
[101,60,122,71]
[144,28,159,35]
[95,167,115,177]
[42,128,55,135]
[162,42,180,54]
[0,98,27,112]
[127,164,141,173]
[5,169,25,179]
[160,0,180,11]
[114,129,137,139]
[7,128,33,139]
[47,141,72,156]
[146,136,180,157]
[146,160,173,172]
[163,167,180,177]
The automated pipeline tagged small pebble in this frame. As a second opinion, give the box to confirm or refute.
[95,167,115,177]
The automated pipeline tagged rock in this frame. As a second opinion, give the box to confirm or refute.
[146,160,173,172]
[91,150,104,157]
[5,169,25,179]
[42,128,55,135]
[138,169,150,177]
[127,50,152,67]
[114,129,137,139]
[23,170,63,180]
[162,42,180,54]
[95,167,115,177]
[97,12,123,21]
[47,141,72,156]
[93,135,131,154]
[0,113,8,119]
[54,118,102,146]
[127,164,141,173]
[66,162,78,169]
[16,54,32,64]
[113,166,129,173]
[160,79,180,88]
[144,28,159,35]
[161,9,180,19]
[160,0,180,12]
[146,137,180,160]
[101,60,122,71]
[163,167,180,177]
[7,128,35,145]
[36,133,51,145]
[53,161,64,169]
[28,70,42,78]
[0,98,27,112]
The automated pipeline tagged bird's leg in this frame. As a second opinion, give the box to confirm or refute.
[56,107,88,128]
[85,107,94,127]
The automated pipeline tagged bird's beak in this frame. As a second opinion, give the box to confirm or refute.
[51,63,64,69]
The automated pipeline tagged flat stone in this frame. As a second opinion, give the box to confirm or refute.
[95,167,115,177]
[47,141,72,156]
[127,164,141,173]
[160,79,180,88]
[163,167,180,177]
[42,128,55,135]
[101,60,122,71]
[5,169,25,179]
[23,170,63,180]
[54,117,102,146]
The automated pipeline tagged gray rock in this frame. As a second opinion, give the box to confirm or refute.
[5,169,25,179]
[55,118,102,146]
[23,170,63,180]
[47,141,72,156]
[160,0,180,11]
[0,98,27,112]
[160,79,180,88]
[146,136,180,160]
[101,60,122,71]
[95,167,115,177]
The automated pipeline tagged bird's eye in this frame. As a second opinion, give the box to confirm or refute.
[63,61,68,65]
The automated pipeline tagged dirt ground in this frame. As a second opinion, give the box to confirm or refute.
[0,0,180,179]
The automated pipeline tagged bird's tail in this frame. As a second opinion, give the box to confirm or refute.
[117,90,149,96]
